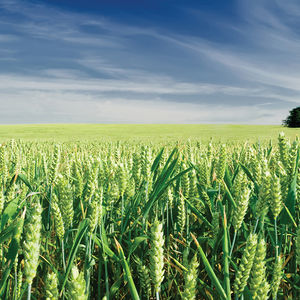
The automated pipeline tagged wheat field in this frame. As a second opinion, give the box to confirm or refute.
[0,130,299,299]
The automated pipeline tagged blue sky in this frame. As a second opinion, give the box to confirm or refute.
[0,0,300,124]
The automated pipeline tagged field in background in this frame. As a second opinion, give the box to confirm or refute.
[0,124,299,142]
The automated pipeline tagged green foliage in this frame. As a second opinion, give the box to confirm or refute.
[283,106,300,127]
[0,132,299,299]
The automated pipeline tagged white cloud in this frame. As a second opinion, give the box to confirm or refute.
[0,89,288,124]
[0,73,263,97]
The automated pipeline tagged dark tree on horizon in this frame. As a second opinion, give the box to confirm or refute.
[283,107,300,127]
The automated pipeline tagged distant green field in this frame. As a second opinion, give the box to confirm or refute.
[0,124,299,142]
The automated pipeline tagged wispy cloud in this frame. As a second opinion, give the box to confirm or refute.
[0,34,18,42]
[0,73,263,98]
[159,1,300,103]
[0,89,286,125]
